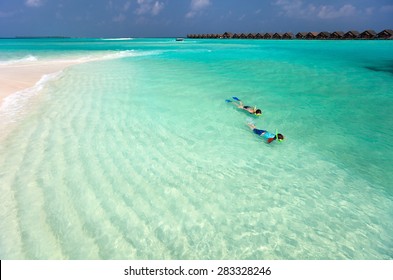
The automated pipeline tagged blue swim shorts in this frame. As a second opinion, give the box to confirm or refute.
[253,129,266,136]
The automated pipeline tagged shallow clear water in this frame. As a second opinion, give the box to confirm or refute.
[0,38,392,259]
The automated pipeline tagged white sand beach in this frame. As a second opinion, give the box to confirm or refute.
[0,61,77,105]
[0,50,138,105]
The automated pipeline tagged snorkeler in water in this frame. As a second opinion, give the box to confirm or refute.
[247,122,284,144]
[225,96,262,116]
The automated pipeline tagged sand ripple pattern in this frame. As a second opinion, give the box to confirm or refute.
[1,55,393,259]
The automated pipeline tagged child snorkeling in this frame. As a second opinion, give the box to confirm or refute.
[226,97,262,116]
[247,121,284,144]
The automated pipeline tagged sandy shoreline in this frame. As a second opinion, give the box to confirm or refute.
[0,61,80,142]
[0,50,135,105]
[0,61,78,105]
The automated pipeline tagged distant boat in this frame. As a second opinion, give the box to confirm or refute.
[175,38,184,41]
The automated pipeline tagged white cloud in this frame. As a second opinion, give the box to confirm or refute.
[275,0,358,19]
[186,0,211,18]
[151,1,164,15]
[317,4,356,19]
[136,0,164,16]
[25,0,44,7]
[190,0,211,10]
[274,0,304,17]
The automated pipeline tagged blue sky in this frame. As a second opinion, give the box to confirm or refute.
[0,0,392,37]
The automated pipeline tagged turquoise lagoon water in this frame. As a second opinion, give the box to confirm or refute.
[0,38,392,259]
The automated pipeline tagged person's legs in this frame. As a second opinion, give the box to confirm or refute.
[247,123,256,130]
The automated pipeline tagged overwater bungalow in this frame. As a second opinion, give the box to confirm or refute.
[296,32,308,39]
[330,31,345,39]
[306,32,319,39]
[255,33,263,39]
[360,30,377,39]
[188,28,391,40]
[273,33,283,39]
[283,32,294,39]
[222,32,233,39]
[317,31,331,39]
[377,29,393,39]
[344,31,360,39]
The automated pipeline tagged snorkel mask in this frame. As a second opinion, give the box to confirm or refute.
[254,106,262,116]
[276,129,284,142]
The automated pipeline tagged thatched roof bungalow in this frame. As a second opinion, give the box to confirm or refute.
[360,30,377,39]
[344,31,360,39]
[255,33,263,39]
[283,32,294,39]
[222,32,233,38]
[273,33,283,39]
[330,31,344,39]
[188,28,392,40]
[306,32,319,39]
[317,32,331,39]
[296,32,308,39]
[377,29,393,39]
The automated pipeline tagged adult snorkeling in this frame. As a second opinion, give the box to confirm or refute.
[226,96,262,116]
[247,120,284,144]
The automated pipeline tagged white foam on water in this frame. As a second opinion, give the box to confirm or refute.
[0,49,161,127]
[0,71,63,123]
[0,55,38,65]
[101,38,134,41]
[48,49,162,64]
